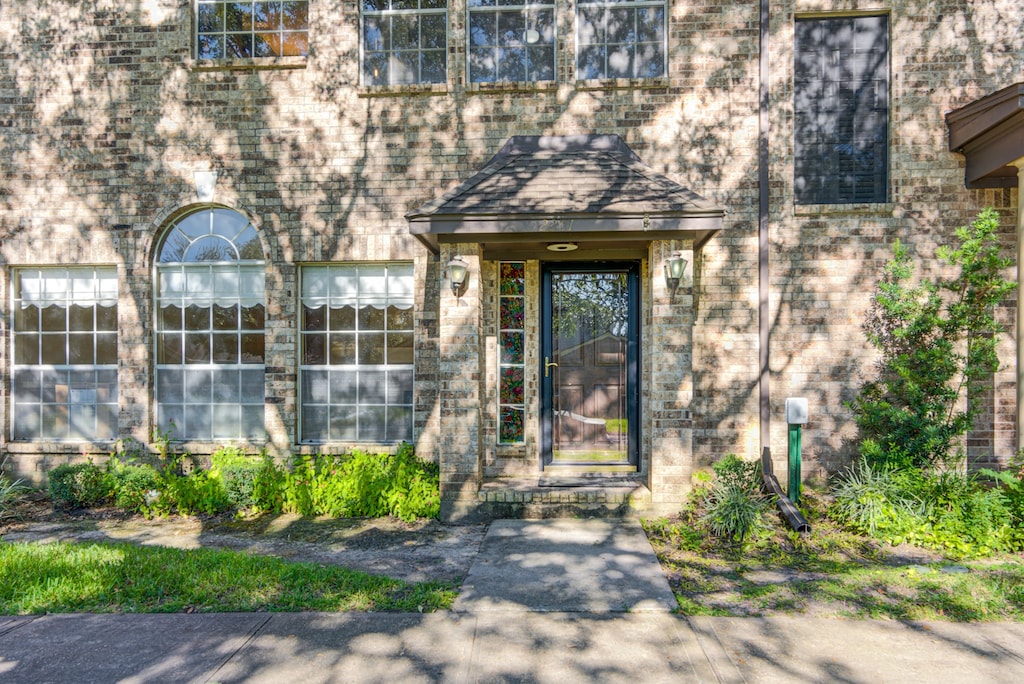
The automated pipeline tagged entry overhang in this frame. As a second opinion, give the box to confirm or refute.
[406,135,725,257]
[946,82,1024,188]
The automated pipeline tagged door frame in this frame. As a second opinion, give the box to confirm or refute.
[539,261,641,469]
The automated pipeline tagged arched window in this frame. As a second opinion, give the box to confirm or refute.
[154,208,265,440]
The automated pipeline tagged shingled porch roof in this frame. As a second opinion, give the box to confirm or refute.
[406,135,725,259]
[946,82,1024,188]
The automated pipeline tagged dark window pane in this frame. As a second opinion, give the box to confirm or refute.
[185,305,210,331]
[158,369,184,403]
[41,335,67,365]
[386,306,413,333]
[386,332,414,365]
[96,334,117,365]
[96,305,117,331]
[304,333,326,365]
[69,305,93,331]
[358,406,387,441]
[184,333,211,363]
[282,1,308,30]
[14,304,39,332]
[226,2,253,30]
[41,305,65,332]
[329,334,356,365]
[358,306,386,330]
[241,304,264,330]
[358,333,385,364]
[330,305,356,331]
[212,333,239,363]
[386,406,413,442]
[160,305,183,331]
[69,334,94,364]
[15,334,39,365]
[158,333,183,365]
[240,333,265,363]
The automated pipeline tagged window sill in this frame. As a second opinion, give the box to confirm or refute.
[794,202,895,217]
[188,56,308,72]
[465,80,560,94]
[575,76,669,91]
[357,82,450,98]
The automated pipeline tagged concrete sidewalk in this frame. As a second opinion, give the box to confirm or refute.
[1,519,1023,683]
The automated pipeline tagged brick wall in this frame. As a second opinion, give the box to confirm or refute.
[0,1,1021,490]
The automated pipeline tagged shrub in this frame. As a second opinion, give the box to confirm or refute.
[712,453,762,493]
[48,462,113,509]
[851,209,1015,470]
[252,444,439,521]
[108,463,161,512]
[829,460,920,540]
[701,482,770,542]
[209,447,261,511]
[153,470,231,517]
[0,458,27,521]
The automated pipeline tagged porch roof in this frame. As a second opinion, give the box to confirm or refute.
[946,82,1024,188]
[406,135,725,258]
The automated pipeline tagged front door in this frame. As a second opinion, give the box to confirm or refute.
[540,263,640,468]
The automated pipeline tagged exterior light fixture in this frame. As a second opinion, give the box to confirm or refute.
[546,242,578,252]
[447,255,469,297]
[664,251,688,289]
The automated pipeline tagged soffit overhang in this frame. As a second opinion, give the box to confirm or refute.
[946,82,1024,189]
[406,134,726,258]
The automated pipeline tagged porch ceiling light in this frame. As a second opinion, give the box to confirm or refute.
[447,255,469,297]
[546,242,578,252]
[665,251,688,288]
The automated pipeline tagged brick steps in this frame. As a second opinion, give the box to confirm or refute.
[475,476,652,519]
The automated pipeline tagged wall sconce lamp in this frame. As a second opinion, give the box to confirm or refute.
[447,255,469,297]
[664,251,688,290]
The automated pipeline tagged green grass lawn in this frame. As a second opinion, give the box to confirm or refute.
[644,514,1024,621]
[0,540,455,615]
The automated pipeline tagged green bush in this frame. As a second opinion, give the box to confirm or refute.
[108,463,161,512]
[0,458,27,521]
[829,460,920,540]
[48,462,113,509]
[253,444,439,521]
[712,453,762,493]
[701,482,770,542]
[153,470,231,517]
[851,209,1015,470]
[209,447,262,511]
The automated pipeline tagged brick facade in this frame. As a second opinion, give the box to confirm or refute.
[1,1,1021,516]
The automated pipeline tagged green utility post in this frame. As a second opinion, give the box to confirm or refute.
[784,398,808,505]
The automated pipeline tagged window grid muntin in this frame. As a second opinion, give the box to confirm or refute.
[498,262,526,444]
[155,209,266,442]
[196,0,310,60]
[467,0,556,83]
[299,264,415,444]
[576,0,666,80]
[11,267,119,441]
[362,0,448,86]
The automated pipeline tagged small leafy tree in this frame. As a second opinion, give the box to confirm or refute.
[851,208,1015,470]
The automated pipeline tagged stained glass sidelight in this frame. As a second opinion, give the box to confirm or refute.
[498,262,525,443]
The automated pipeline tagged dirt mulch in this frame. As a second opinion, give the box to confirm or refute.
[1,492,488,585]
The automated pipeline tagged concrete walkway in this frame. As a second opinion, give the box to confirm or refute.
[2,519,1023,683]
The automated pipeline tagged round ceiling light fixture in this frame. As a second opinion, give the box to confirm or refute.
[546,242,578,252]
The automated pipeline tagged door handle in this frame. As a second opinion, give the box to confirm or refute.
[545,357,558,377]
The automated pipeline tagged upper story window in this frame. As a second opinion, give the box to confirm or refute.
[196,1,309,59]
[155,208,266,441]
[794,15,889,204]
[11,268,118,441]
[468,0,555,83]
[576,0,666,80]
[362,0,448,85]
